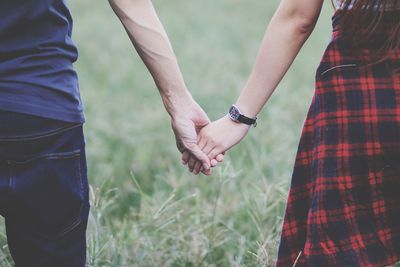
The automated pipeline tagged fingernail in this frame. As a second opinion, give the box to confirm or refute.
[203,163,210,170]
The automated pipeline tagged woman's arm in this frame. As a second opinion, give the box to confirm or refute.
[108,0,214,173]
[235,0,323,118]
[189,0,324,171]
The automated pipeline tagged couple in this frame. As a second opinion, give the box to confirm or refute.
[0,0,399,266]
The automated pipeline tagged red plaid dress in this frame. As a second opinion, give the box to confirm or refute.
[277,11,400,267]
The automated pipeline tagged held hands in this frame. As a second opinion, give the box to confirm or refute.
[171,100,212,174]
[182,115,251,174]
[171,100,224,175]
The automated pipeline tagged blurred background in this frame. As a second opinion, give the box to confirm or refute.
[0,0,334,266]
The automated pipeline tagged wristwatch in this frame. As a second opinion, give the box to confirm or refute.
[228,105,257,127]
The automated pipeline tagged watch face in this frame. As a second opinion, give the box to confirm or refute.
[229,106,240,121]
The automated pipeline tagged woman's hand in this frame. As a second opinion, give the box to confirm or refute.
[182,115,250,174]
[199,115,250,159]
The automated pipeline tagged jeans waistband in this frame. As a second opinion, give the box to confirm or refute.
[0,111,81,141]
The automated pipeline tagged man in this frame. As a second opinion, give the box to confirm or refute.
[0,0,219,266]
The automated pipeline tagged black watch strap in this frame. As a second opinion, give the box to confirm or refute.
[238,114,257,126]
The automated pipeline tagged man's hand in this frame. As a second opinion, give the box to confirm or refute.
[171,100,212,175]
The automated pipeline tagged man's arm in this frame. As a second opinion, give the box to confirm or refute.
[108,0,213,173]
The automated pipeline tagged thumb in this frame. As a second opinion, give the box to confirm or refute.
[187,144,211,171]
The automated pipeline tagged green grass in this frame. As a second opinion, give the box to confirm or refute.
[2,1,388,266]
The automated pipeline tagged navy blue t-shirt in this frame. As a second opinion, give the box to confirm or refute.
[0,0,84,123]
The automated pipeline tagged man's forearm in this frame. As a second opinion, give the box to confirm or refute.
[108,0,193,117]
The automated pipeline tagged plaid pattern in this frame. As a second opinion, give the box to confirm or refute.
[277,11,400,267]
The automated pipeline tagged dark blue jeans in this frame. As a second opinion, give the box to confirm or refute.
[0,111,90,267]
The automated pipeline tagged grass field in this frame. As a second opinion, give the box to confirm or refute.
[0,1,342,266]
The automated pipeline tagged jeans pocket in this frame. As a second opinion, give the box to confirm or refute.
[8,149,86,240]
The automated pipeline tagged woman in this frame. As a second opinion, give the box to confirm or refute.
[185,0,400,265]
